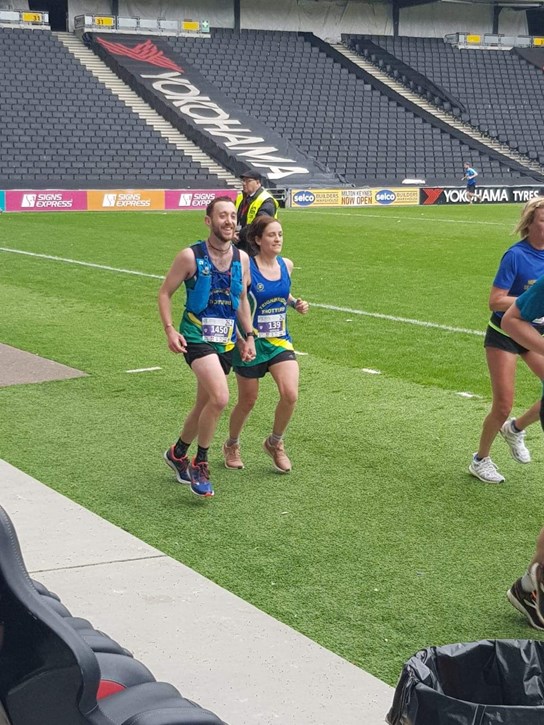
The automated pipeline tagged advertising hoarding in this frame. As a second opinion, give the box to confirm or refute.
[420,186,544,205]
[290,187,420,208]
[87,190,164,211]
[164,189,237,210]
[6,190,87,212]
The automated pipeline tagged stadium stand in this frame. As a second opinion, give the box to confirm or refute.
[2,23,542,190]
[163,28,541,187]
[0,27,229,189]
[356,35,544,166]
[0,504,225,725]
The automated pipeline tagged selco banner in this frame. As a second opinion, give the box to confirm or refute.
[5,190,87,212]
[420,186,544,205]
[87,190,164,211]
[290,187,420,208]
[165,189,237,210]
[89,34,339,187]
[291,189,342,207]
[0,191,5,212]
[371,188,420,206]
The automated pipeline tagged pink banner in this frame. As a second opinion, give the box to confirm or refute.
[6,190,87,212]
[165,189,237,211]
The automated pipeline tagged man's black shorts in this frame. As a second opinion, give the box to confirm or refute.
[484,325,529,355]
[234,349,296,379]
[184,342,233,375]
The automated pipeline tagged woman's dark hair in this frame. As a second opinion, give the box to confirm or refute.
[246,215,279,254]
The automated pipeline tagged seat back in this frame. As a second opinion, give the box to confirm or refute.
[0,506,102,725]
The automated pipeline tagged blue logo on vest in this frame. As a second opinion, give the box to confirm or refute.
[293,191,315,206]
[375,190,396,205]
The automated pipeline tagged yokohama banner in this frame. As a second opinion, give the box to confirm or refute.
[420,186,544,205]
[88,33,339,187]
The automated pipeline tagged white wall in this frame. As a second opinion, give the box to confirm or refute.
[0,0,30,9]
[67,0,234,31]
[122,0,233,26]
[241,0,392,40]
[400,1,527,36]
[65,0,528,39]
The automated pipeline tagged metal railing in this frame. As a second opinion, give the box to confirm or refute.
[74,15,210,38]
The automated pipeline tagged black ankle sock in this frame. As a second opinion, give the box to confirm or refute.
[195,445,209,464]
[174,438,190,459]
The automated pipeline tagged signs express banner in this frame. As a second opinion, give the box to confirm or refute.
[6,190,87,212]
[164,189,237,210]
[87,190,164,211]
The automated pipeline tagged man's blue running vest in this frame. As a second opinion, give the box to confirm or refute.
[185,242,243,314]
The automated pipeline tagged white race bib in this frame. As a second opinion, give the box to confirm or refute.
[257,313,286,338]
[202,317,234,343]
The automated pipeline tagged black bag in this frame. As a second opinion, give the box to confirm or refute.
[387,639,544,724]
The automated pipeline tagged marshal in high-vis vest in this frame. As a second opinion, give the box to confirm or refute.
[235,170,279,254]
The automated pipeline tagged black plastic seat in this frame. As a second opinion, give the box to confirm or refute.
[0,505,225,725]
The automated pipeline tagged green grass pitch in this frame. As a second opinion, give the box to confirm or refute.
[1,203,543,685]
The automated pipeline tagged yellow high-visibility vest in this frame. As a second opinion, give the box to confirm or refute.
[235,188,279,225]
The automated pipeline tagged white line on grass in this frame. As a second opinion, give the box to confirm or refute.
[0,247,164,279]
[0,246,484,338]
[311,302,484,337]
[125,367,162,373]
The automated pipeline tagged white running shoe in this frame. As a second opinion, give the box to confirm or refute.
[469,455,505,483]
[500,419,531,463]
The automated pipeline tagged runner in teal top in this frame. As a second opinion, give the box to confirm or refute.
[222,215,309,474]
[502,199,544,630]
[469,196,544,484]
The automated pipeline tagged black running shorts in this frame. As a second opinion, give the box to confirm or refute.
[484,325,529,355]
[234,349,296,379]
[184,342,233,375]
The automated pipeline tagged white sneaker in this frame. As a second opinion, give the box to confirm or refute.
[469,455,505,483]
[500,419,531,463]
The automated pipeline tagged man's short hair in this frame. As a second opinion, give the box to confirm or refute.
[205,195,236,217]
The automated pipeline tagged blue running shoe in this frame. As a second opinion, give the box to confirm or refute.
[188,459,214,498]
[163,447,190,484]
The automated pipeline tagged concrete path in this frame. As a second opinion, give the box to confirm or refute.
[1,458,394,725]
[0,342,86,387]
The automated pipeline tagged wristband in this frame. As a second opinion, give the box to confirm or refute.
[289,298,298,309]
[245,331,256,339]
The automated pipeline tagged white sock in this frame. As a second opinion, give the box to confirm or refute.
[521,571,534,592]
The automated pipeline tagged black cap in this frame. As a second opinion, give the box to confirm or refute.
[240,170,262,181]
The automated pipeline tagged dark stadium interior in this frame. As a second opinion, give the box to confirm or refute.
[1,23,543,190]
[352,34,544,164]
